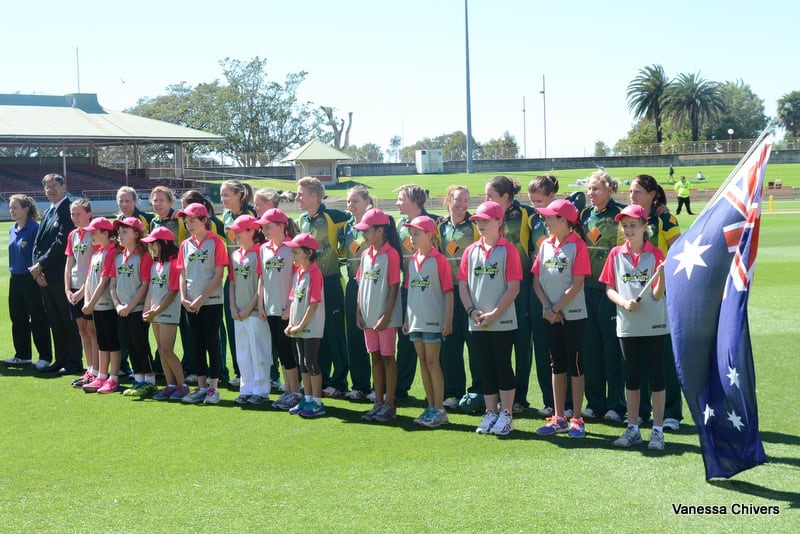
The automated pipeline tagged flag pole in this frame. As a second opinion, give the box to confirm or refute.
[700,119,778,213]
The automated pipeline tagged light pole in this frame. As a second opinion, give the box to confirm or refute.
[727,128,734,152]
[540,74,547,159]
[464,0,473,173]
[522,96,527,159]
[59,149,67,185]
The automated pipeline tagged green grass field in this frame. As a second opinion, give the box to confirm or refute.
[0,212,798,531]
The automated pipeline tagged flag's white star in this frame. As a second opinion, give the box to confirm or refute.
[727,366,740,388]
[672,235,712,280]
[704,404,715,424]
[727,409,744,431]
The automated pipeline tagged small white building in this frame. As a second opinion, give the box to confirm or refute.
[415,149,443,174]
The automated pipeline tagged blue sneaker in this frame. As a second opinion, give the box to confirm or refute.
[153,385,177,401]
[289,399,309,415]
[300,401,326,418]
[567,417,586,438]
[182,387,207,404]
[169,384,190,401]
[536,416,569,435]
[413,407,435,426]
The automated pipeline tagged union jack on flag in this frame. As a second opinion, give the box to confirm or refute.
[665,134,772,480]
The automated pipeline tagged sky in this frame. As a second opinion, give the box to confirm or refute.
[2,0,797,158]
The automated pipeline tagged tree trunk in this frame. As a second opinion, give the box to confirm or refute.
[343,112,353,149]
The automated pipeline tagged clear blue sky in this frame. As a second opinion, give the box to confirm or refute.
[2,0,796,158]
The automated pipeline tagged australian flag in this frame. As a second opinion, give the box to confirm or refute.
[665,134,772,480]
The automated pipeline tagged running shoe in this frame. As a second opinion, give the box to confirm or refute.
[361,403,383,421]
[476,411,499,434]
[82,377,106,393]
[248,395,268,405]
[567,417,586,439]
[203,388,220,404]
[299,401,326,418]
[490,410,514,436]
[372,404,397,422]
[536,416,569,436]
[182,387,208,404]
[648,429,665,450]
[234,394,251,405]
[153,385,177,401]
[97,379,120,394]
[169,384,190,401]
[614,425,643,447]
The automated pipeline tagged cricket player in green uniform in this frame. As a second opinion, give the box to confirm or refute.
[297,177,350,395]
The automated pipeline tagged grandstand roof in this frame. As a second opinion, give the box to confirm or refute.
[0,93,224,145]
[281,138,351,162]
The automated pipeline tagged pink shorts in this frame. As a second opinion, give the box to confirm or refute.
[364,327,397,356]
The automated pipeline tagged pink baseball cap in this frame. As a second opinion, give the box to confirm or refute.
[176,203,208,218]
[142,226,175,243]
[284,232,319,251]
[469,201,504,221]
[614,204,649,222]
[84,217,114,232]
[536,199,579,223]
[403,215,437,233]
[225,214,261,232]
[353,208,390,230]
[113,217,144,233]
[257,208,289,225]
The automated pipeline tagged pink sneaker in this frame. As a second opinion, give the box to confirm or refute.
[82,377,106,393]
[97,379,120,394]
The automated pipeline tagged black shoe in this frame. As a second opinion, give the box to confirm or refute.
[58,366,84,375]
[38,363,64,373]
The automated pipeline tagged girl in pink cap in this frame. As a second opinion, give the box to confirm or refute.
[403,215,454,428]
[458,201,523,436]
[599,204,668,450]
[532,199,592,438]
[355,208,404,423]
[80,218,122,394]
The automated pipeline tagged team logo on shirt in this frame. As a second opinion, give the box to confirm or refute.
[362,266,382,284]
[234,265,253,279]
[264,256,286,272]
[473,262,499,279]
[294,286,307,302]
[117,263,135,277]
[152,273,168,288]
[92,259,102,272]
[622,269,650,286]
[410,275,430,291]
[187,249,209,263]
[543,255,569,273]
[73,241,88,255]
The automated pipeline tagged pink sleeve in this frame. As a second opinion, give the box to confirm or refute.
[387,248,401,286]
[457,245,471,282]
[652,248,666,286]
[139,253,153,282]
[101,250,117,278]
[308,269,323,303]
[573,240,592,276]
[227,251,237,282]
[255,247,263,277]
[504,243,523,282]
[65,230,76,256]
[168,259,181,291]
[598,248,618,288]
[214,237,228,267]
[355,256,363,282]
[176,242,186,271]
[437,254,453,293]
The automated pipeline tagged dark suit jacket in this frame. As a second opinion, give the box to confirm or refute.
[33,196,75,280]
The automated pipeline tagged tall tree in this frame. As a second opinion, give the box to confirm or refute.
[777,91,800,137]
[627,64,671,143]
[482,131,519,159]
[388,135,402,163]
[345,143,384,163]
[320,106,353,149]
[706,80,769,140]
[663,72,724,142]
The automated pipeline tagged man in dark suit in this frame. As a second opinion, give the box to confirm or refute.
[29,173,82,374]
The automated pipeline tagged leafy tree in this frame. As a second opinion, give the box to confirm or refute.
[345,143,384,163]
[706,80,768,140]
[388,135,402,163]
[399,131,481,162]
[594,140,611,157]
[482,132,519,159]
[663,72,724,142]
[777,91,800,137]
[128,57,323,166]
[627,64,670,143]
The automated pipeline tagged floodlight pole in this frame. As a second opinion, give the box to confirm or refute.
[540,74,547,159]
[464,0,473,173]
[522,96,527,159]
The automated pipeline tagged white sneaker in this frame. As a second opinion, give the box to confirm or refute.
[663,418,680,431]
[537,406,554,417]
[366,391,377,403]
[490,410,514,436]
[564,408,573,419]
[344,390,364,401]
[476,411,499,434]
[229,377,241,387]
[34,360,50,370]
[604,409,622,422]
[322,386,342,398]
[442,396,459,409]
[271,379,283,392]
[184,374,198,384]
[648,428,665,450]
[581,408,598,418]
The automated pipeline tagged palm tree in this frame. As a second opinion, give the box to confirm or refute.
[626,64,670,143]
[663,72,724,141]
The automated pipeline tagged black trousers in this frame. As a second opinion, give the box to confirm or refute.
[676,197,692,214]
[9,274,51,361]
[39,276,81,368]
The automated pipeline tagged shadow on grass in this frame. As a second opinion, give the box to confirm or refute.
[709,479,800,509]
